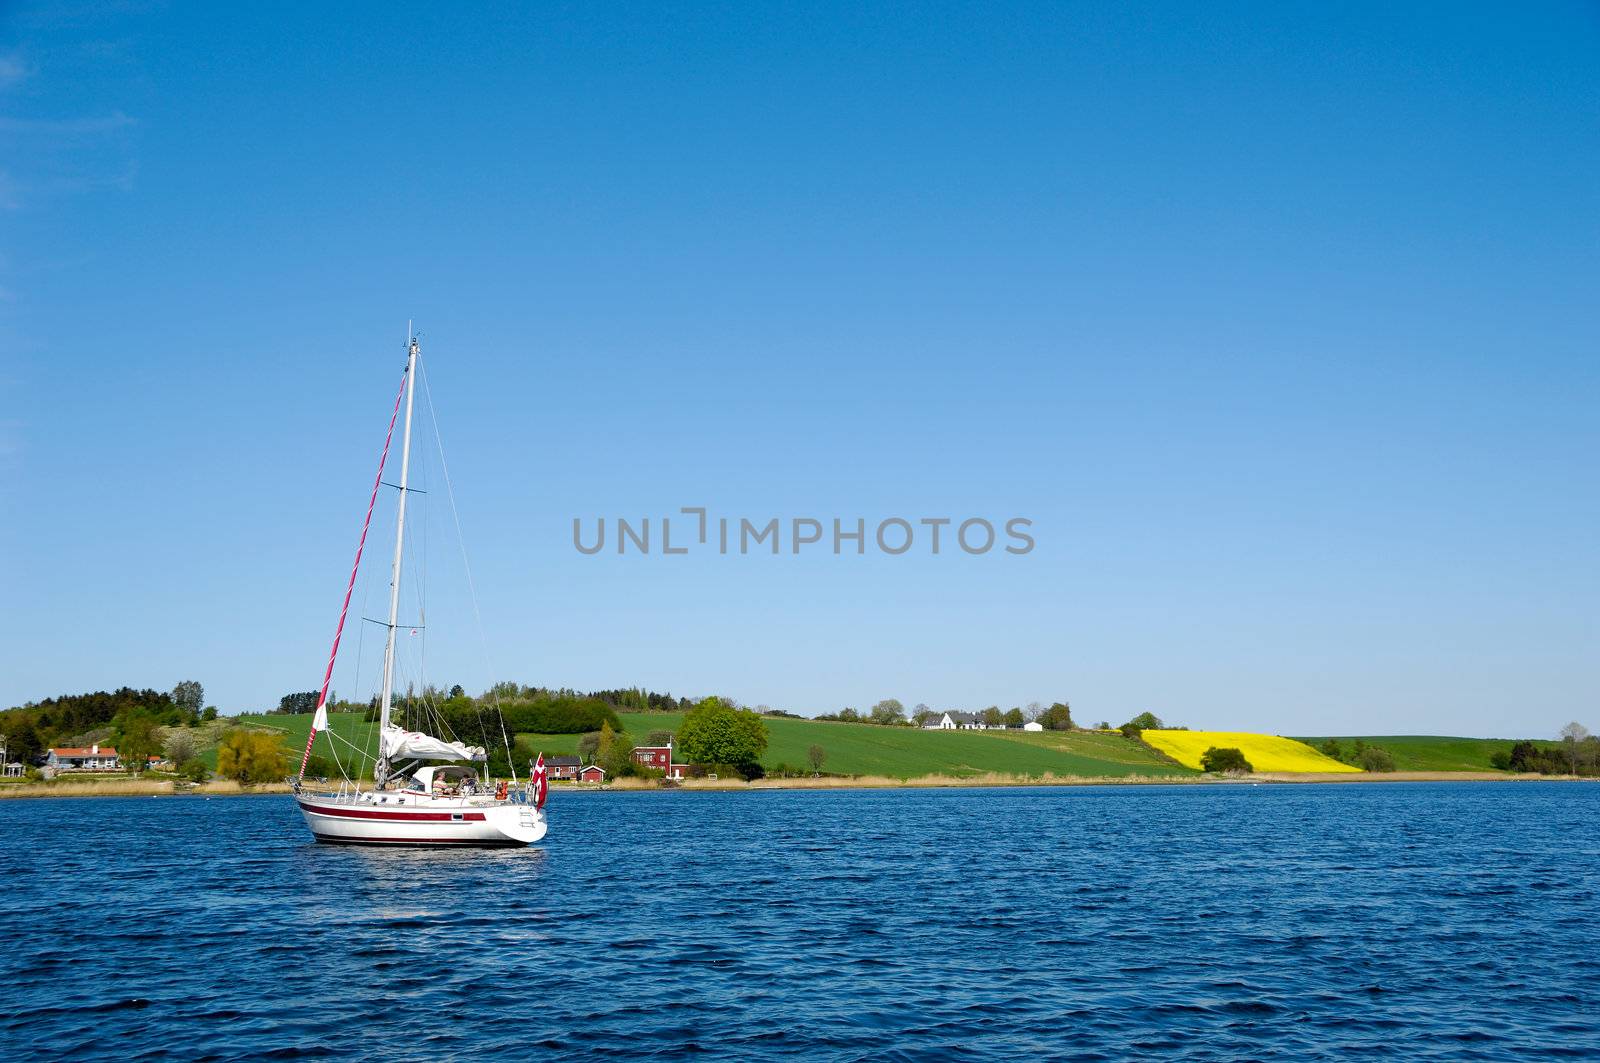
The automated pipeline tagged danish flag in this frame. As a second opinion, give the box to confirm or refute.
[533,753,548,810]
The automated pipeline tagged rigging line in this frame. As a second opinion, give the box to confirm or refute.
[419,354,519,784]
[351,499,385,778]
[300,362,410,778]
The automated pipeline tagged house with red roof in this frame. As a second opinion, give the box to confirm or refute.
[46,744,122,772]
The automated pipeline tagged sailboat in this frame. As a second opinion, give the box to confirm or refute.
[293,334,548,847]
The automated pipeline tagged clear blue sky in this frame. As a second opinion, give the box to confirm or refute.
[1,2,1595,736]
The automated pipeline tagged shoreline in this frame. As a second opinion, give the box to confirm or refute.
[0,770,1578,800]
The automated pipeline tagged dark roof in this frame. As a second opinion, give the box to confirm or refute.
[544,756,581,767]
[945,711,977,723]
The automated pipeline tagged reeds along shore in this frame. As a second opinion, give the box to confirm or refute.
[602,769,1543,789]
[0,769,1567,799]
[0,779,295,799]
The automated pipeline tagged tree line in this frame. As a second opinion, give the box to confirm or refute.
[808,699,1080,730]
[0,683,215,768]
[1494,724,1597,776]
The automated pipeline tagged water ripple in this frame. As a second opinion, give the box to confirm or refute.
[0,782,1597,1058]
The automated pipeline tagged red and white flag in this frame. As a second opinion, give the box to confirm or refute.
[533,752,549,809]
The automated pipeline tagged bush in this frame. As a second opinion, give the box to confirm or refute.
[1489,750,1512,771]
[1358,747,1396,773]
[1200,746,1253,774]
[216,730,288,784]
[178,758,209,783]
[496,696,620,735]
[703,761,764,781]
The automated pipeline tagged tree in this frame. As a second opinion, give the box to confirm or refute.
[980,706,1003,728]
[577,731,601,762]
[277,691,318,715]
[1508,740,1538,772]
[1200,746,1252,773]
[647,730,674,746]
[1359,746,1396,772]
[595,722,618,768]
[1024,701,1044,722]
[837,707,860,723]
[677,697,769,775]
[448,684,465,699]
[162,727,200,767]
[869,699,905,726]
[1003,707,1025,728]
[807,744,826,775]
[172,681,204,721]
[178,758,209,783]
[117,711,161,774]
[1560,722,1589,775]
[1319,738,1343,761]
[201,706,219,722]
[1037,702,1074,731]
[911,705,937,727]
[216,730,287,784]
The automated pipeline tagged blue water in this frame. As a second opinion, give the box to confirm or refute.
[2,782,1597,1059]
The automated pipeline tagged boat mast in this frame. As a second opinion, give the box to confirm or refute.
[375,335,419,787]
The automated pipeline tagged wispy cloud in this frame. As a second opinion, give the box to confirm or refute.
[0,162,139,207]
[0,420,21,473]
[0,54,33,89]
[0,110,138,135]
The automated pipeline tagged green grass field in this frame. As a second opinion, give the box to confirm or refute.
[523,712,1195,779]
[1291,735,1554,772]
[227,714,1562,779]
[236,710,1192,779]
[236,711,385,776]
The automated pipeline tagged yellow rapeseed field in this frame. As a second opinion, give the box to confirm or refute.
[1142,730,1361,773]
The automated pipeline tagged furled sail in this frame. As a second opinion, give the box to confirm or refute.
[379,725,486,762]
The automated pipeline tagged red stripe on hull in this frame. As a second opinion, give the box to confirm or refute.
[311,833,521,848]
[298,801,486,822]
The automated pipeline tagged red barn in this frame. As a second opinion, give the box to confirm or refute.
[577,764,607,784]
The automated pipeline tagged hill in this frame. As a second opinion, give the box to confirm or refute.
[225,714,1557,781]
[234,711,383,775]
[1143,731,1359,773]
[240,710,1193,779]
[1291,735,1551,773]
[538,712,1194,779]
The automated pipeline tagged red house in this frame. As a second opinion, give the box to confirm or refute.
[545,756,581,781]
[577,764,607,784]
[631,739,695,779]
[631,743,672,771]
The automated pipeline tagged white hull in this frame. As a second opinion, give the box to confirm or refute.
[297,791,547,847]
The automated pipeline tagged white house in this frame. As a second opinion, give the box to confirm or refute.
[46,745,122,773]
[926,711,990,730]
[1022,720,1044,732]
